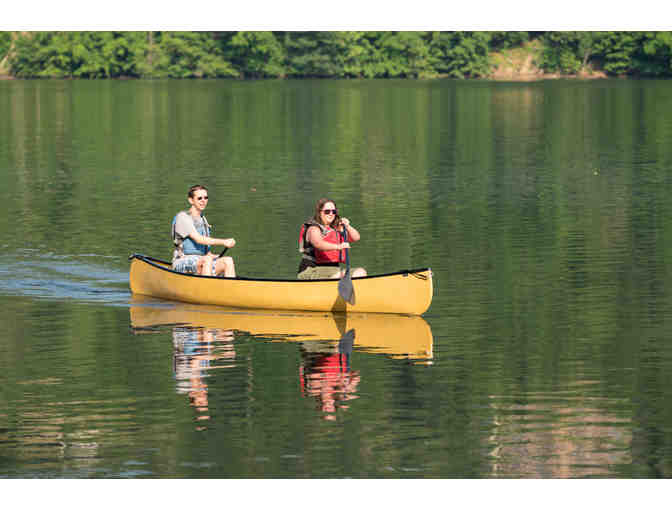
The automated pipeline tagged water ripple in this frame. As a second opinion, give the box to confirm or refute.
[0,250,130,304]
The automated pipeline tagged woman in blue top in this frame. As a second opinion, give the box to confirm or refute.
[171,185,236,277]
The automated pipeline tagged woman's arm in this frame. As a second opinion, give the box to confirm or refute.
[307,226,349,251]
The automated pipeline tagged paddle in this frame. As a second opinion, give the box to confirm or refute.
[338,328,356,371]
[216,247,228,259]
[337,227,356,305]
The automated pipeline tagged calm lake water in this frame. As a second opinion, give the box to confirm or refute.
[2,78,672,479]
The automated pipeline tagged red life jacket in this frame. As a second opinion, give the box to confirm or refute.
[299,221,344,265]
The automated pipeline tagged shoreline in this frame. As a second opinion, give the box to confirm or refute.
[0,72,624,82]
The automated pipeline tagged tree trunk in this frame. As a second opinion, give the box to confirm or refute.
[582,51,592,72]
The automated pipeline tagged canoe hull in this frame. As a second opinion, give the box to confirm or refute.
[129,255,433,315]
[130,298,433,360]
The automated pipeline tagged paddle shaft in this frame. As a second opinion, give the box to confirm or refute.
[338,226,356,305]
[342,227,350,273]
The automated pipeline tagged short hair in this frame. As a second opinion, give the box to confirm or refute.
[188,184,208,198]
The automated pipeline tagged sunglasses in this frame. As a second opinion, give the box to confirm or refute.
[322,209,337,215]
[195,196,209,201]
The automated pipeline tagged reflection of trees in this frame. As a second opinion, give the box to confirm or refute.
[487,389,633,478]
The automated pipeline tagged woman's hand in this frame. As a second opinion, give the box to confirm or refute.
[222,238,236,248]
[339,217,361,242]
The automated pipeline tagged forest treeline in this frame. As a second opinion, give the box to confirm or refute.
[1,31,671,79]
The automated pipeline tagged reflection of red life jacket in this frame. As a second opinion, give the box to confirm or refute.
[299,353,349,395]
[299,221,344,265]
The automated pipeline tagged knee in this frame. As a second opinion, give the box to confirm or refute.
[216,256,235,274]
[353,267,367,278]
[200,255,217,275]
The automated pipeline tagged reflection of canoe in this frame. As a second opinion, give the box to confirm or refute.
[129,254,433,315]
[129,297,433,360]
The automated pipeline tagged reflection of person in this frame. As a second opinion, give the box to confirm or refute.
[173,326,236,428]
[298,198,366,280]
[299,343,361,421]
[171,184,236,277]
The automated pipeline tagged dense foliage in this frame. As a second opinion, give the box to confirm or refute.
[1,31,672,79]
[0,32,10,58]
[541,31,672,76]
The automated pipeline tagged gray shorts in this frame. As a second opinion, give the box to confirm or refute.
[173,255,217,275]
[173,255,201,274]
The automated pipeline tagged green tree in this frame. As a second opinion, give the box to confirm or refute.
[220,31,285,78]
[636,31,672,76]
[594,32,639,75]
[576,32,603,71]
[9,31,146,78]
[541,32,583,74]
[10,32,94,78]
[0,31,14,75]
[282,31,350,77]
[98,32,147,77]
[488,31,530,50]
[429,32,491,78]
[371,31,436,78]
[146,32,238,78]
[6,30,672,80]
[0,32,11,60]
[330,32,381,78]
[541,31,607,74]
[312,32,382,78]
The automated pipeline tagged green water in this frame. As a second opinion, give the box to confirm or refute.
[1,78,672,478]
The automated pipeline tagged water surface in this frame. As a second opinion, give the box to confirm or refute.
[2,78,672,478]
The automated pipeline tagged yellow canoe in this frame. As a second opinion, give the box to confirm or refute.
[129,254,433,315]
[129,297,433,360]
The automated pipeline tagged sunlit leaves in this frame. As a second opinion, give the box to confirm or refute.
[4,31,672,80]
[637,32,672,75]
[429,31,491,78]
[540,31,672,77]
[150,32,238,78]
[224,31,285,78]
[595,32,638,76]
[0,32,12,61]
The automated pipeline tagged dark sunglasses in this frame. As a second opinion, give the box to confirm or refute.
[322,209,337,215]
[196,196,209,201]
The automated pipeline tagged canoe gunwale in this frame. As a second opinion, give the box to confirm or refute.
[129,253,431,283]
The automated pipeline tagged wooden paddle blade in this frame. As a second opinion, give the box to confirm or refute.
[338,270,356,305]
